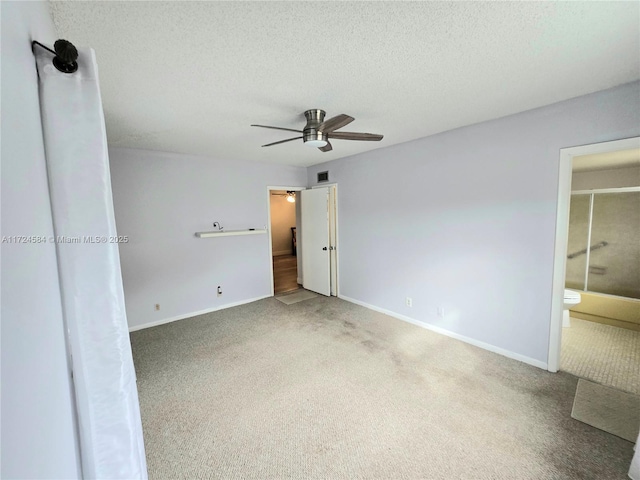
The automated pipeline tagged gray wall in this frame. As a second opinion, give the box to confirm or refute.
[109,148,307,329]
[307,82,640,366]
[571,165,640,190]
[1,2,81,478]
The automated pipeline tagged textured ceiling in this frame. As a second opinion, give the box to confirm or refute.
[50,1,640,167]
[573,149,640,172]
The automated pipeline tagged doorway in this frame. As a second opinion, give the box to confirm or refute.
[267,185,339,298]
[548,137,640,376]
[269,188,303,295]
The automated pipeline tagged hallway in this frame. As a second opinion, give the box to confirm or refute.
[273,255,299,295]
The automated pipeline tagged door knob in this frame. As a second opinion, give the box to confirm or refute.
[322,247,328,251]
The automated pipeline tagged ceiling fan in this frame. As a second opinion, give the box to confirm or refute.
[251,109,383,152]
[271,191,296,203]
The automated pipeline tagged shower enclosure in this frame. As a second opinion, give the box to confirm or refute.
[565,188,640,299]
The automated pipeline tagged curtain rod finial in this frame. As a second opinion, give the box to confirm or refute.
[32,39,78,74]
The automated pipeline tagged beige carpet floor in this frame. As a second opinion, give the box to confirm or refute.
[131,297,635,479]
[561,318,640,394]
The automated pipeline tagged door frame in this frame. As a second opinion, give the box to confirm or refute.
[547,136,640,372]
[312,183,339,296]
[267,185,306,297]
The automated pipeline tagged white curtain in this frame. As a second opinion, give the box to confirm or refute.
[35,47,147,479]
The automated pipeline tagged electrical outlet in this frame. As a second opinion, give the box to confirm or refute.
[155,304,160,311]
[217,286,222,297]
[406,297,412,307]
[437,307,445,318]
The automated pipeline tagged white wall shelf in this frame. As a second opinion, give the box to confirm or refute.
[195,229,267,238]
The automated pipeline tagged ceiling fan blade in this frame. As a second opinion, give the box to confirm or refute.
[317,114,354,133]
[319,141,333,152]
[327,131,383,141]
[262,136,303,147]
[251,124,302,134]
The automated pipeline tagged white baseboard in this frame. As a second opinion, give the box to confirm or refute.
[338,295,548,370]
[128,294,271,332]
[297,277,302,285]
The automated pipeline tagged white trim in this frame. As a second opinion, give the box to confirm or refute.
[312,182,338,189]
[548,148,573,372]
[339,295,548,370]
[335,185,340,298]
[548,137,640,372]
[330,185,339,296]
[268,186,306,192]
[128,294,270,332]
[572,186,640,195]
[267,185,306,297]
[583,194,594,292]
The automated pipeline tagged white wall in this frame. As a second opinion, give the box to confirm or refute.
[270,193,296,256]
[1,2,81,478]
[109,148,306,329]
[572,165,640,190]
[307,81,640,367]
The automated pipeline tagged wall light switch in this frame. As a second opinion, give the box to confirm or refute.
[406,297,412,307]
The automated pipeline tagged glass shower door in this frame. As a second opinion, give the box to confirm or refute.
[565,194,590,291]
[587,192,640,299]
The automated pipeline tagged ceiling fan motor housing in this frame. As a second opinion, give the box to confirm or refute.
[303,109,329,144]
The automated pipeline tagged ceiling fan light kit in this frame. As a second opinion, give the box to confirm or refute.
[271,190,297,203]
[251,109,383,152]
[302,109,329,148]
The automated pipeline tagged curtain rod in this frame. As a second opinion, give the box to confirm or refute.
[32,39,78,74]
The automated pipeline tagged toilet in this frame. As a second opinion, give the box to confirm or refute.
[563,289,582,327]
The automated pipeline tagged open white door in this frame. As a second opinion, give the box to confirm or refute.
[301,187,331,296]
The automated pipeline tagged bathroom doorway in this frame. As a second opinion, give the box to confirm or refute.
[549,138,640,393]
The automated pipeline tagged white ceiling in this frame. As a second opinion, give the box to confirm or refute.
[573,148,640,172]
[50,1,640,167]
